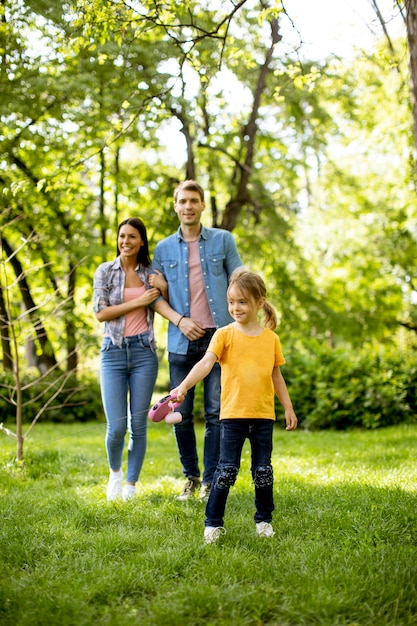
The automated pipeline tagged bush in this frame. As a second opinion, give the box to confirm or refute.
[0,370,103,424]
[2,343,415,429]
[281,343,415,430]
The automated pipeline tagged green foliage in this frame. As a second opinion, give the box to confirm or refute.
[0,370,103,424]
[2,342,415,433]
[283,342,416,430]
[1,0,415,414]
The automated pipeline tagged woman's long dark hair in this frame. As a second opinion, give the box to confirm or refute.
[117,218,151,267]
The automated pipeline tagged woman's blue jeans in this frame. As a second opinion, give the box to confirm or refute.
[169,329,220,484]
[205,419,275,527]
[100,333,158,483]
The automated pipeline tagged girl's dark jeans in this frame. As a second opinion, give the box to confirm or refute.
[205,418,275,527]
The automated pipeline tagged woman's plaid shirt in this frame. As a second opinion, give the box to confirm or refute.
[93,256,156,350]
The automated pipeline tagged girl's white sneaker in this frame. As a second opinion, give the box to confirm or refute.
[256,522,275,537]
[204,526,226,544]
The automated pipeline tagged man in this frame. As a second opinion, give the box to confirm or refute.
[152,180,243,501]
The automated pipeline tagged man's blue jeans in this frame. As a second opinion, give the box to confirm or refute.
[100,333,158,483]
[169,329,220,484]
[205,419,275,527]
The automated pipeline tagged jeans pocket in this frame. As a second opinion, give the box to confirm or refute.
[139,334,152,350]
[101,337,113,352]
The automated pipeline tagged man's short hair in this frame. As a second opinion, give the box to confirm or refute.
[174,180,205,203]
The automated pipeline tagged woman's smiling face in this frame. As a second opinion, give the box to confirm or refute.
[118,224,143,259]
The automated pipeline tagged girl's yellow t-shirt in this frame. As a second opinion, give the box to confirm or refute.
[208,324,285,420]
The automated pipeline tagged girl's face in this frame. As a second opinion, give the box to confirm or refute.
[118,224,143,259]
[227,285,261,324]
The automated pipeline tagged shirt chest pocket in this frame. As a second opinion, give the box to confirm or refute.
[162,260,178,283]
[207,254,225,276]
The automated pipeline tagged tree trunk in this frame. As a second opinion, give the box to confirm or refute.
[99,147,106,245]
[221,13,281,231]
[406,0,417,156]
[66,263,78,373]
[114,145,120,233]
[1,237,58,371]
[0,283,13,370]
[170,107,196,181]
[15,373,24,461]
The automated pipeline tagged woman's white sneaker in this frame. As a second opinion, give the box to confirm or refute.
[106,469,123,501]
[122,484,137,501]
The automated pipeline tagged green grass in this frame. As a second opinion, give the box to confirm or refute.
[1,421,417,625]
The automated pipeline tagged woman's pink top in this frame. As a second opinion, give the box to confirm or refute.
[123,286,148,336]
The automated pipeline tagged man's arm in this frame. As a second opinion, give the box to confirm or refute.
[154,299,206,340]
[224,231,243,276]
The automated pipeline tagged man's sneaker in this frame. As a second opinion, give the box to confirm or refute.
[199,483,212,501]
[177,477,201,501]
[204,526,226,544]
[256,521,275,538]
[122,484,136,501]
[106,469,123,501]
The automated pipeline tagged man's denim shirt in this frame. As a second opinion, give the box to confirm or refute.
[152,225,242,355]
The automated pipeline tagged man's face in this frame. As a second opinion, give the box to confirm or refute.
[174,189,205,226]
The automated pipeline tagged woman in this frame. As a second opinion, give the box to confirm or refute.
[93,217,167,501]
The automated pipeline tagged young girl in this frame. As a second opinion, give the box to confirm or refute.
[172,268,298,543]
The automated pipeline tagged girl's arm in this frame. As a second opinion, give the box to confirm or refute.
[172,351,218,402]
[272,366,298,431]
[95,288,161,322]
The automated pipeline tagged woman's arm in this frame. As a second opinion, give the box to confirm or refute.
[272,366,298,431]
[148,269,168,300]
[95,288,161,322]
